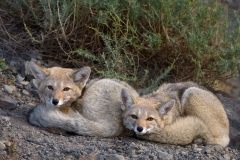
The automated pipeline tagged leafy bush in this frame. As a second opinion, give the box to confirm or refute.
[1,0,240,92]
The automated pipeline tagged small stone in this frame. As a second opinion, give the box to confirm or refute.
[223,154,231,160]
[53,145,59,150]
[0,116,10,121]
[157,150,173,160]
[139,146,148,150]
[3,85,16,94]
[65,156,72,160]
[104,154,125,160]
[21,81,29,86]
[149,155,157,160]
[138,155,149,160]
[47,60,61,67]
[30,58,38,63]
[0,95,16,109]
[3,141,11,147]
[16,74,24,83]
[30,50,42,60]
[203,147,213,154]
[24,83,32,91]
[0,141,6,150]
[22,90,30,95]
[214,145,223,152]
[13,92,22,98]
[181,151,188,156]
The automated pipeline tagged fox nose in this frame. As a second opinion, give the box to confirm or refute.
[52,99,59,105]
[137,126,143,132]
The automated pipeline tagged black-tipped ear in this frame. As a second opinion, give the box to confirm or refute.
[29,62,49,80]
[158,99,175,115]
[121,88,135,111]
[72,67,91,86]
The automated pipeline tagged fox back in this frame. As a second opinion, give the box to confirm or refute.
[28,62,91,113]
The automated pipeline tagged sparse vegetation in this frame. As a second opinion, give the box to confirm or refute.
[0,58,8,70]
[1,0,239,92]
[6,137,18,156]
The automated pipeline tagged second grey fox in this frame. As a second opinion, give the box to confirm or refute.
[121,82,230,147]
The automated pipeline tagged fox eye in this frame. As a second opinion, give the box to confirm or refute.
[47,85,53,90]
[147,117,154,121]
[63,87,70,91]
[130,115,138,119]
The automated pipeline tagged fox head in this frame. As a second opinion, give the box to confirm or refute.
[121,88,176,135]
[29,62,91,108]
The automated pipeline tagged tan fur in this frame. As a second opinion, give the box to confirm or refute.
[121,82,229,147]
[28,62,139,137]
[28,62,91,114]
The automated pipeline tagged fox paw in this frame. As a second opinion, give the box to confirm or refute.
[193,137,203,144]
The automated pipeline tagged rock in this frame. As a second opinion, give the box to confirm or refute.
[3,85,16,94]
[20,81,29,86]
[0,141,6,150]
[102,154,125,160]
[223,154,231,160]
[214,145,223,152]
[47,60,61,67]
[24,83,32,91]
[180,151,188,156]
[0,116,10,121]
[30,50,42,60]
[65,156,72,160]
[203,147,213,154]
[30,58,38,63]
[3,141,11,147]
[216,93,240,149]
[16,74,24,83]
[22,90,30,95]
[157,150,173,160]
[0,95,16,109]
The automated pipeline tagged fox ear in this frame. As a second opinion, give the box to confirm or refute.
[29,62,49,80]
[72,67,91,86]
[158,99,175,115]
[121,88,135,111]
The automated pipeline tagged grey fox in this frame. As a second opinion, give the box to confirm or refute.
[121,82,230,147]
[28,62,139,137]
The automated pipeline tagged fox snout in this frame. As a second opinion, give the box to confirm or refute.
[137,126,143,132]
[49,98,65,106]
[133,125,148,135]
[52,99,59,105]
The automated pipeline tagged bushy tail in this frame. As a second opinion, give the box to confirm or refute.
[28,105,121,137]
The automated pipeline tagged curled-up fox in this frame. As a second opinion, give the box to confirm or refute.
[121,82,230,147]
[28,62,138,137]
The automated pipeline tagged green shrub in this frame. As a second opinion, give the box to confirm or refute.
[1,0,240,92]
